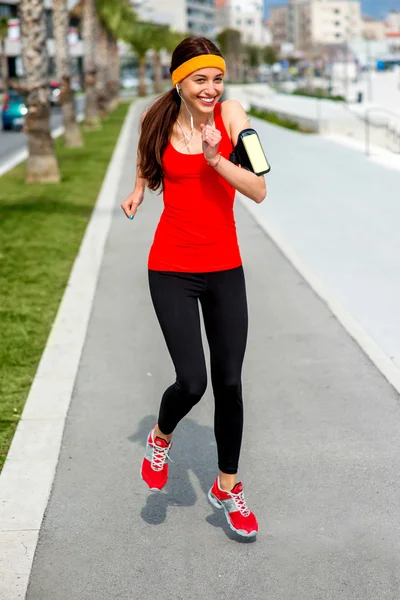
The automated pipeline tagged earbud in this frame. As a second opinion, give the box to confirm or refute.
[175,84,180,93]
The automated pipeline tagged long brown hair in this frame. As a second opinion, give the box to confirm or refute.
[138,37,224,192]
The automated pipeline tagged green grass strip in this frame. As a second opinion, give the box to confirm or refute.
[293,87,345,102]
[0,102,130,470]
[249,107,314,133]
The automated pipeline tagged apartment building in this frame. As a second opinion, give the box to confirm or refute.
[362,15,386,41]
[0,0,83,85]
[132,0,216,38]
[215,0,264,45]
[272,0,361,51]
[270,4,289,48]
[309,0,362,46]
[386,10,400,36]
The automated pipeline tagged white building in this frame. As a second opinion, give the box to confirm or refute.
[0,0,83,84]
[131,0,216,39]
[215,0,265,46]
[287,0,362,51]
[362,15,386,40]
[386,10,400,35]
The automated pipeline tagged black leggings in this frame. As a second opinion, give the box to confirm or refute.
[148,266,248,474]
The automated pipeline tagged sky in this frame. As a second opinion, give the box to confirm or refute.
[264,0,400,19]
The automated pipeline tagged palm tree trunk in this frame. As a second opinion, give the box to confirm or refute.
[153,51,163,94]
[52,0,83,147]
[112,38,120,106]
[1,40,8,91]
[138,55,146,97]
[83,0,100,128]
[19,0,60,183]
[95,22,108,116]
[107,35,119,112]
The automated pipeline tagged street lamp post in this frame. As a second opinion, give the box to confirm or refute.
[366,36,373,103]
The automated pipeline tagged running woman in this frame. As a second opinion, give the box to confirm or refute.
[121,37,266,538]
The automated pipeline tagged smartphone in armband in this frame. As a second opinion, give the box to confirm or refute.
[229,129,271,176]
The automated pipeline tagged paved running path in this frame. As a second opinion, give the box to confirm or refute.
[244,117,400,371]
[26,101,400,599]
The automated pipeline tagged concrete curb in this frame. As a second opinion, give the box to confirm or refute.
[0,102,135,599]
[238,192,400,396]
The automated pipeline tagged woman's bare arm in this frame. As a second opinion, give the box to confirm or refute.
[210,100,267,204]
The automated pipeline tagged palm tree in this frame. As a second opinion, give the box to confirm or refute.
[244,45,261,82]
[95,21,109,115]
[127,22,155,97]
[263,45,278,66]
[52,0,83,147]
[151,25,168,95]
[96,0,137,110]
[157,28,186,94]
[0,16,9,93]
[217,29,243,83]
[107,32,120,111]
[19,0,60,183]
[83,0,100,128]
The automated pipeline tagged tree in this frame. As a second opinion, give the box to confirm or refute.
[151,24,169,95]
[52,0,83,147]
[127,22,155,97]
[0,16,9,92]
[217,29,243,83]
[19,0,60,182]
[263,45,278,66]
[151,26,186,94]
[83,0,100,128]
[244,44,261,81]
[96,0,137,110]
[95,21,109,115]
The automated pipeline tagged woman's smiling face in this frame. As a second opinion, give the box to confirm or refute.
[179,67,225,114]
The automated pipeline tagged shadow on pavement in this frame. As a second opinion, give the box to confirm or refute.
[128,414,256,544]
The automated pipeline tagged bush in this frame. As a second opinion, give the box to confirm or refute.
[293,87,345,102]
[249,107,313,133]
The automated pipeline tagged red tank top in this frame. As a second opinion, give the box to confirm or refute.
[148,102,242,272]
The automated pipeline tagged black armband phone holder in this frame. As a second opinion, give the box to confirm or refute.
[229,128,271,176]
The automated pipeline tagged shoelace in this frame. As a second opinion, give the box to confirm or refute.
[232,491,250,517]
[150,441,173,472]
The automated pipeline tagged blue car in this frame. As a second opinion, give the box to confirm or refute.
[1,90,27,130]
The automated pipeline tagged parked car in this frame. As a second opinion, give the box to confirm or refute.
[1,90,27,130]
[120,72,153,90]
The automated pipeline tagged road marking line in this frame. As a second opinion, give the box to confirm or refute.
[0,112,84,178]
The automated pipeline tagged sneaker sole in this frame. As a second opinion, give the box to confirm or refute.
[140,469,165,492]
[207,490,258,538]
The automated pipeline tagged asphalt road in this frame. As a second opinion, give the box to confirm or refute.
[25,100,400,600]
[0,96,85,167]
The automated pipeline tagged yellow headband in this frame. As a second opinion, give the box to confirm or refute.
[172,55,226,86]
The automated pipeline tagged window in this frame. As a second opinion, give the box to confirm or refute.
[236,19,241,25]
[0,5,11,17]
[335,32,341,38]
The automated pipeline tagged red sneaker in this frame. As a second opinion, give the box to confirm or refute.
[140,427,172,492]
[208,477,258,538]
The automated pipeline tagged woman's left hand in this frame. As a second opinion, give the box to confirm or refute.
[200,123,222,164]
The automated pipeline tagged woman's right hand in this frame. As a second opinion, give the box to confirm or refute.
[120,189,144,220]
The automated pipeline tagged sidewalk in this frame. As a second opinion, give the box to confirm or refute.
[227,84,400,154]
[3,100,400,599]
